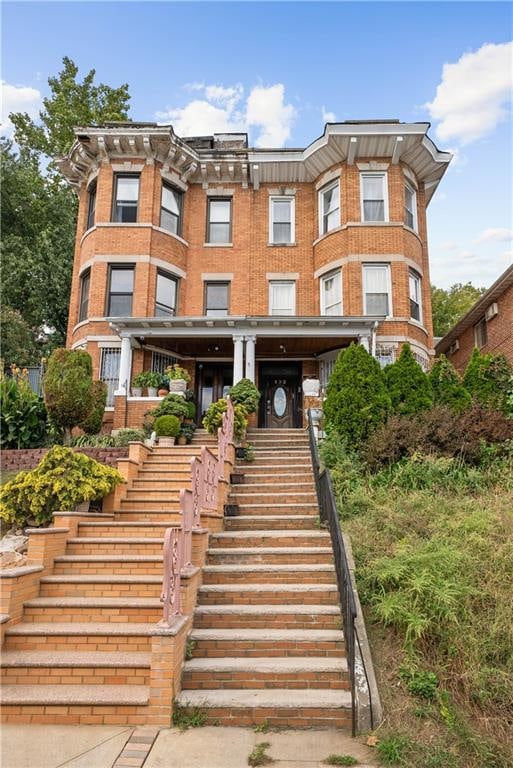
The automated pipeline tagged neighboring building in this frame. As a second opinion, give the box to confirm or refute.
[59,120,451,429]
[435,264,513,371]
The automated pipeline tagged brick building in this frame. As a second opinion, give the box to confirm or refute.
[435,264,513,371]
[59,120,451,429]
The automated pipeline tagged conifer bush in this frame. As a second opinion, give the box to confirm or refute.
[463,348,512,414]
[429,355,471,412]
[43,349,94,444]
[384,343,433,415]
[79,380,107,434]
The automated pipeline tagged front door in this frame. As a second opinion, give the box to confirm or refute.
[259,363,302,428]
[196,363,233,419]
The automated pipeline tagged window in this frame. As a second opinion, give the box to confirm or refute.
[409,270,422,322]
[112,174,139,223]
[100,347,121,407]
[207,198,231,243]
[319,181,340,235]
[363,264,391,316]
[78,269,90,323]
[404,183,417,231]
[155,271,178,317]
[269,281,295,315]
[320,271,342,315]
[86,181,97,230]
[160,183,182,235]
[151,351,177,374]
[361,172,388,222]
[205,282,229,316]
[474,317,488,348]
[270,197,294,244]
[107,266,134,316]
[375,345,396,368]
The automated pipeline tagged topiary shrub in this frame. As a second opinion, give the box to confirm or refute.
[384,344,433,415]
[114,428,146,446]
[154,414,181,437]
[0,367,48,449]
[429,355,471,412]
[323,343,391,447]
[463,348,513,414]
[202,398,248,441]
[229,378,261,414]
[43,348,94,444]
[0,446,124,527]
[79,380,107,434]
[151,393,189,421]
[186,401,196,420]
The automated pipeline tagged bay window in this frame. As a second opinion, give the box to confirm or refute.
[409,270,422,322]
[319,181,340,235]
[320,271,342,315]
[112,174,139,223]
[405,183,417,231]
[361,172,388,222]
[363,263,391,316]
[155,270,178,316]
[160,183,183,235]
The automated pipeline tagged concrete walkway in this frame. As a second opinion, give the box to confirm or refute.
[1,725,378,768]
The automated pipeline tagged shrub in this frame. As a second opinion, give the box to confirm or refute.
[202,398,248,441]
[154,414,180,437]
[324,343,390,446]
[43,349,94,444]
[400,668,439,700]
[70,434,116,447]
[145,371,163,389]
[79,380,107,434]
[179,423,196,444]
[114,428,146,446]
[384,343,433,415]
[0,367,47,449]
[151,393,189,420]
[463,348,513,414]
[0,446,123,527]
[186,401,196,419]
[229,378,261,414]
[429,355,471,412]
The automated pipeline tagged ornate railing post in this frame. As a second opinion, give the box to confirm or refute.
[181,488,193,570]
[191,455,202,529]
[160,526,182,625]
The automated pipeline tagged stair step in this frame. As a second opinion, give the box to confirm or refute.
[175,687,351,710]
[0,684,149,707]
[195,604,338,616]
[23,597,162,609]
[0,650,150,668]
[198,583,338,605]
[224,515,317,531]
[190,628,344,643]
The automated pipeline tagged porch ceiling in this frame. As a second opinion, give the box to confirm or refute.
[141,335,354,359]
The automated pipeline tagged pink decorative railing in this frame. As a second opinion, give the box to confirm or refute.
[160,398,235,626]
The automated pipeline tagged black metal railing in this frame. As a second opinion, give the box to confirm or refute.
[307,409,374,736]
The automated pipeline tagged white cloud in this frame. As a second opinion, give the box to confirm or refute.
[475,227,513,244]
[425,41,513,145]
[157,82,296,148]
[1,80,42,137]
[501,250,513,262]
[322,107,336,123]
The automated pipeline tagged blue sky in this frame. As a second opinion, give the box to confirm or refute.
[2,1,512,289]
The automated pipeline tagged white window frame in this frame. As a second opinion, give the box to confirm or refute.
[362,263,393,317]
[404,182,418,232]
[318,180,340,237]
[320,270,343,315]
[269,196,295,245]
[474,317,488,348]
[409,270,422,323]
[360,172,389,223]
[269,280,296,316]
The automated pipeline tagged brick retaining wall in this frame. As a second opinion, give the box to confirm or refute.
[1,447,129,473]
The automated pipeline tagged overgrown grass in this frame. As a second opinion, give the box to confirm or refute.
[172,705,207,731]
[248,741,274,766]
[321,435,513,768]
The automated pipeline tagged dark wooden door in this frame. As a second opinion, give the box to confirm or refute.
[196,363,233,418]
[259,363,302,428]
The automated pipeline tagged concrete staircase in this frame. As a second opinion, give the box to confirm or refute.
[177,429,352,729]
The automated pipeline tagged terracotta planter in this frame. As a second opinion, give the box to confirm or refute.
[157,388,169,397]
[177,435,187,446]
[158,436,176,447]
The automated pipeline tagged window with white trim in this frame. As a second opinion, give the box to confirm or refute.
[319,181,340,236]
[269,281,296,316]
[100,347,121,406]
[361,172,388,222]
[404,182,417,231]
[78,269,90,323]
[474,317,487,348]
[205,282,230,316]
[112,174,139,223]
[269,196,294,244]
[155,270,178,317]
[409,270,422,322]
[160,183,182,235]
[320,271,342,315]
[363,264,391,316]
[375,345,396,368]
[207,198,231,243]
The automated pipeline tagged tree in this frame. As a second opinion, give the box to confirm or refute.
[463,348,512,414]
[0,306,41,366]
[429,355,471,412]
[431,283,486,337]
[79,381,107,435]
[43,348,94,444]
[384,343,433,415]
[324,343,391,447]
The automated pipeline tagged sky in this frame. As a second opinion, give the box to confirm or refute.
[2,0,512,290]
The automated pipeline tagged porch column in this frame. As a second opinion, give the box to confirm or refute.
[358,335,370,353]
[244,335,256,383]
[115,336,132,396]
[233,335,244,385]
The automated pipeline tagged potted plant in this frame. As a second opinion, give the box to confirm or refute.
[179,422,196,445]
[165,364,191,396]
[157,378,169,397]
[131,373,146,397]
[150,393,189,421]
[184,400,196,424]
[202,399,248,442]
[154,414,180,446]
[145,371,163,397]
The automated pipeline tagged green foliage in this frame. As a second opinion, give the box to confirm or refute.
[376,734,412,765]
[229,378,261,414]
[248,742,273,767]
[70,434,116,447]
[463,348,513,414]
[431,282,486,337]
[154,414,181,437]
[179,423,196,443]
[202,398,248,441]
[171,706,207,731]
[0,306,41,366]
[429,355,471,412]
[165,363,191,382]
[0,368,47,449]
[323,755,359,766]
[151,393,189,421]
[186,401,196,419]
[0,446,123,527]
[384,344,433,415]
[184,638,196,660]
[43,348,94,442]
[400,668,439,700]
[145,371,164,388]
[79,381,107,435]
[324,343,391,446]
[113,428,146,446]
[254,721,270,733]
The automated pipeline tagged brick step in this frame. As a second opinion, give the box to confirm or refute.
[22,597,162,624]
[4,622,156,652]
[206,548,333,565]
[112,511,182,523]
[235,472,312,481]
[0,684,149,725]
[181,656,348,690]
[247,429,305,434]
[230,492,318,504]
[202,564,336,585]
[224,515,318,531]
[233,504,318,516]
[238,464,310,472]
[40,575,162,599]
[198,583,338,606]
[236,481,315,490]
[78,522,173,538]
[0,650,150,686]
[174,688,351,729]
[209,531,329,548]
[140,461,195,471]
[248,451,311,459]
[129,479,191,491]
[193,604,340,630]
[52,555,163,575]
[247,441,309,449]
[66,538,164,555]
[124,487,183,499]
[189,628,345,658]
[138,469,192,480]
[118,499,181,512]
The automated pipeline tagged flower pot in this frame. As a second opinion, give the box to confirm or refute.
[148,387,158,398]
[169,379,187,394]
[158,436,176,447]
[235,446,246,459]
[131,387,143,397]
[177,435,187,446]
[302,378,320,397]
[157,388,169,397]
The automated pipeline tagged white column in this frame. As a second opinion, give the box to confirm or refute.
[233,335,244,385]
[359,335,370,353]
[244,335,256,383]
[115,336,132,395]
